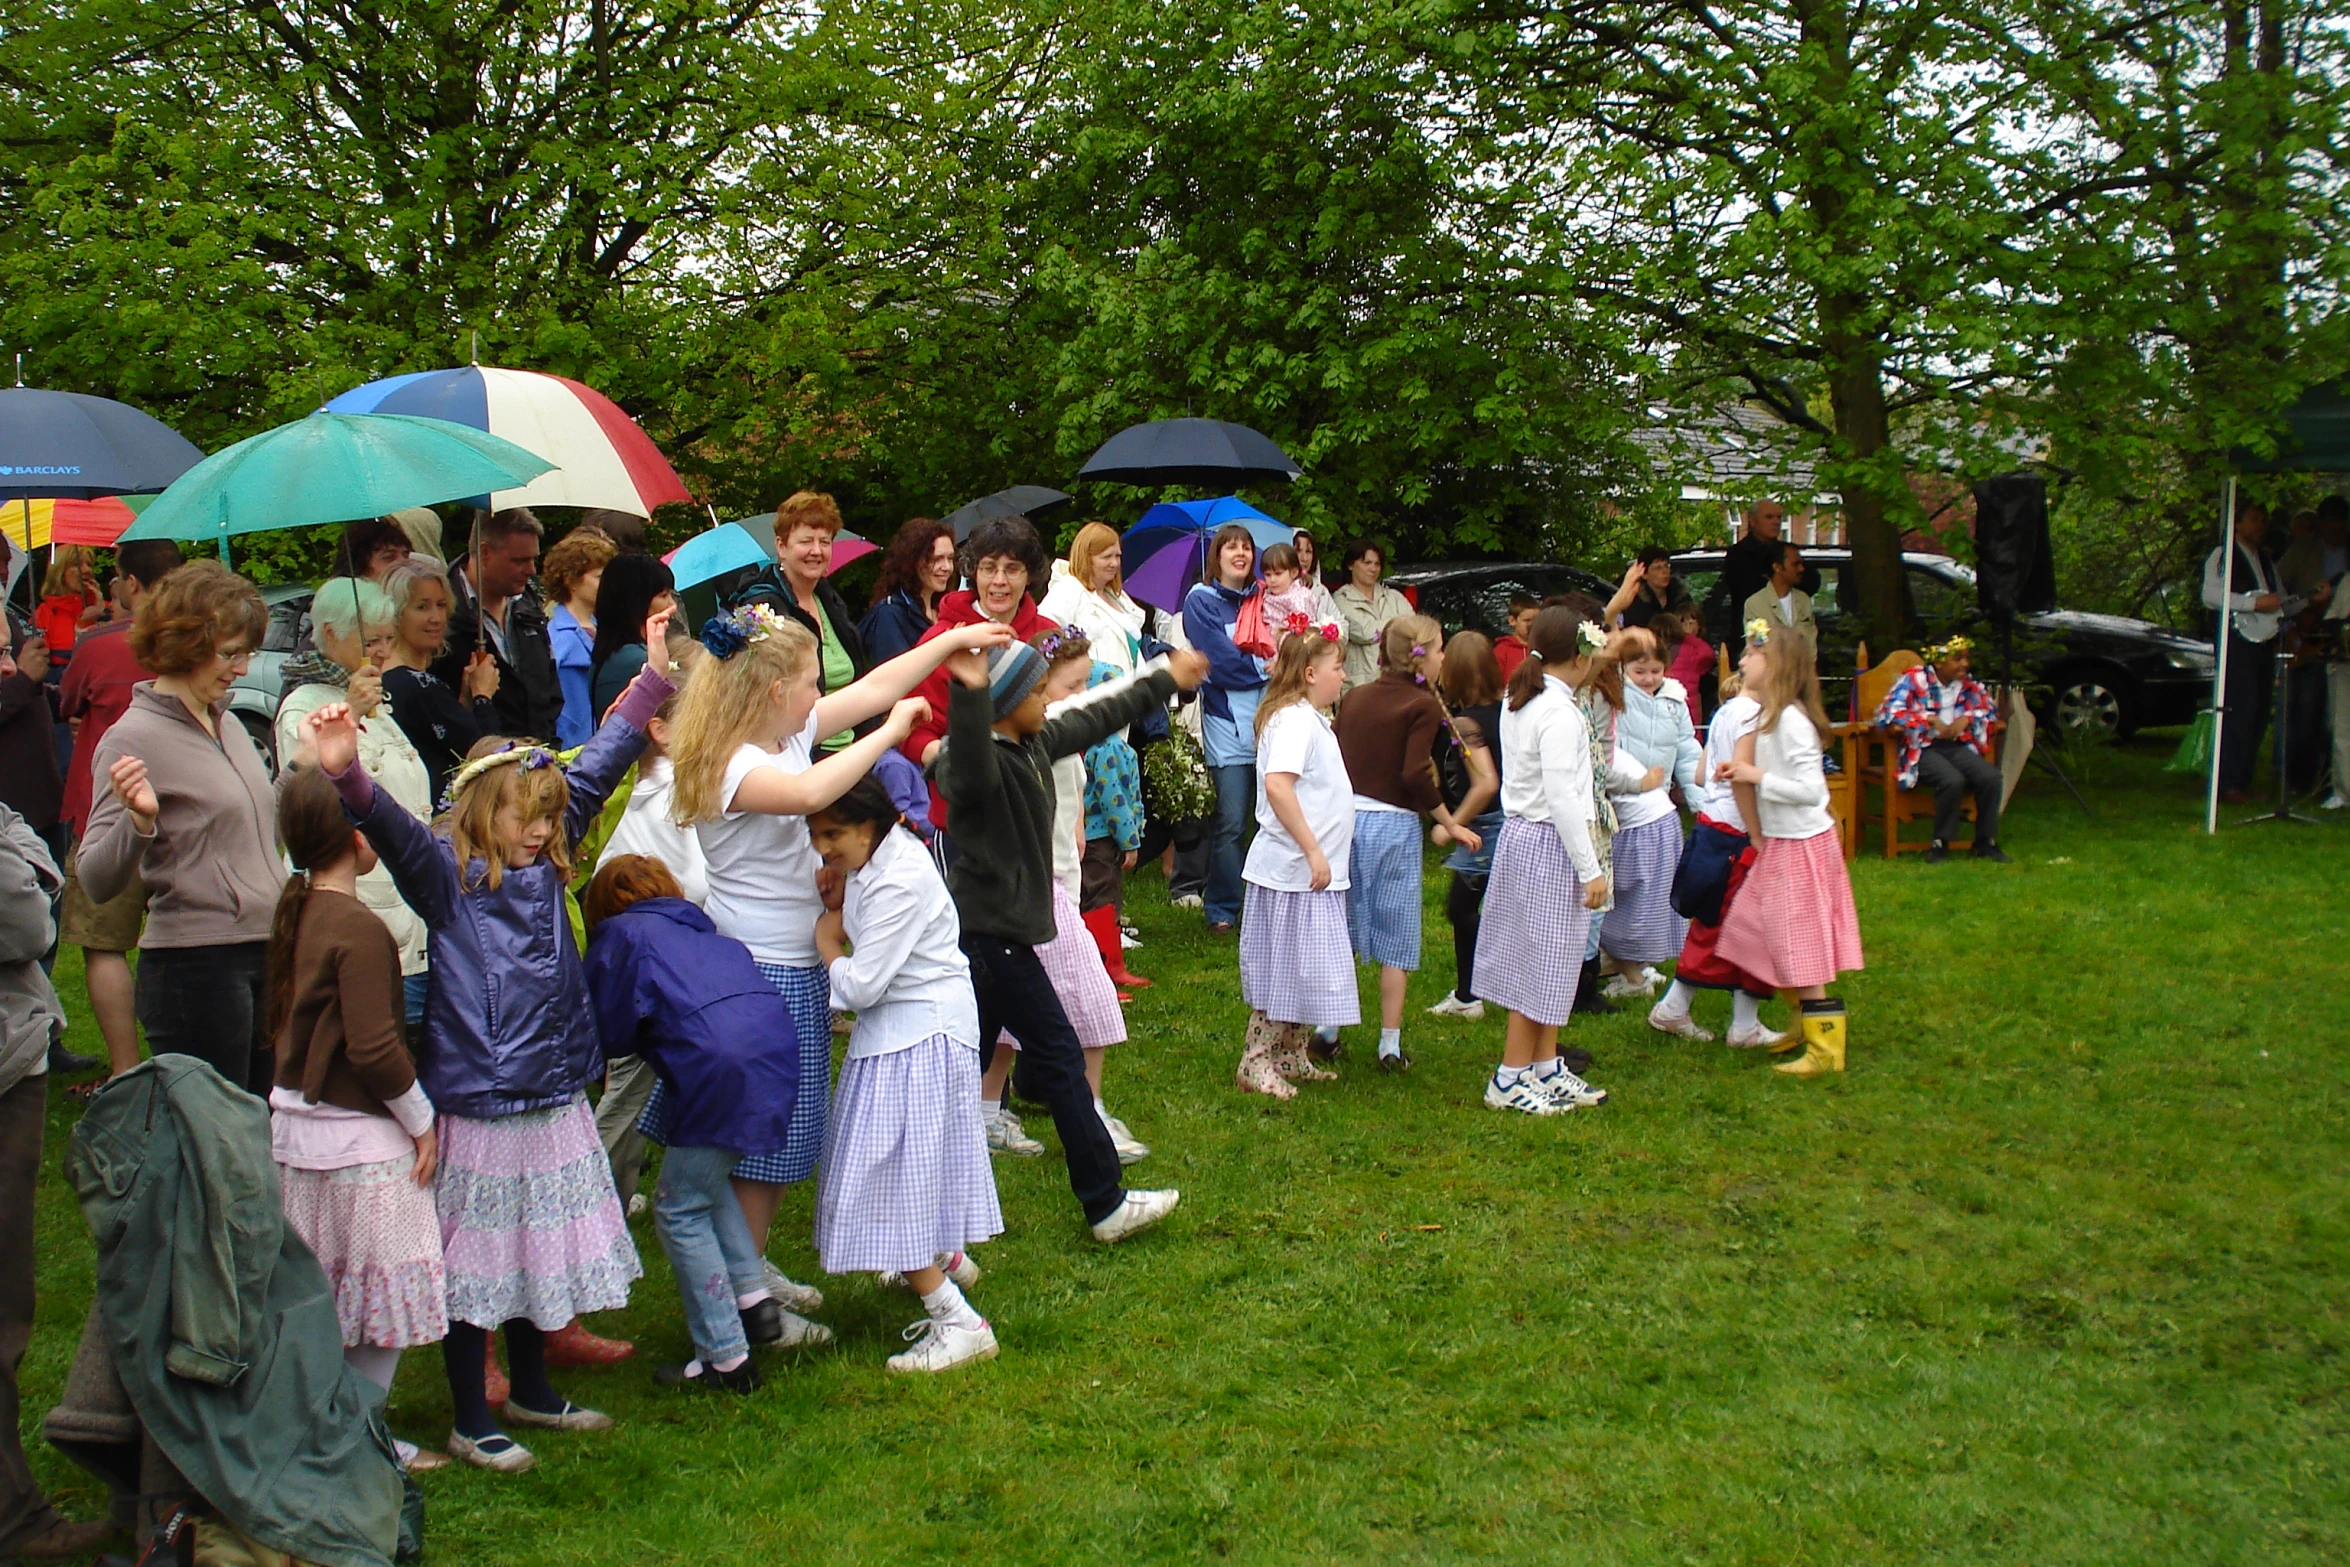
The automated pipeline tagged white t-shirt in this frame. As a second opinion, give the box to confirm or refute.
[1611,744,1676,831]
[1935,683,1961,728]
[1775,591,1797,625]
[1694,694,1761,833]
[696,714,824,966]
[602,755,709,906]
[1244,702,1355,892]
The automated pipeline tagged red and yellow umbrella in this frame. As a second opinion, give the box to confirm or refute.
[1,495,150,550]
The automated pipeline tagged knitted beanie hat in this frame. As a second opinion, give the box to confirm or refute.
[986,641,1047,715]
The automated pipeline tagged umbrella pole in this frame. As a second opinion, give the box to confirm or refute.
[2206,474,2235,835]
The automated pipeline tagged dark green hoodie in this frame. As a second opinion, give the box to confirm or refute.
[935,660,1177,946]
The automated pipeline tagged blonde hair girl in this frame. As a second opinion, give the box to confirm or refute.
[643,602,1016,1314]
[297,595,678,1473]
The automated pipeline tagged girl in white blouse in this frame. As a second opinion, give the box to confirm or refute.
[1712,626,1865,1075]
[810,776,1003,1375]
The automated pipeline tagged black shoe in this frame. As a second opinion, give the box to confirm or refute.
[653,1358,760,1394]
[1969,840,2012,864]
[1572,959,1618,1014]
[741,1298,784,1346]
[1376,1050,1412,1073]
[1306,1029,1344,1063]
[45,1042,102,1076]
[1923,840,1950,864]
[1559,1047,1594,1075]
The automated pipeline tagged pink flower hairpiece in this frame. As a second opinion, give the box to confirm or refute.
[1285,610,1312,635]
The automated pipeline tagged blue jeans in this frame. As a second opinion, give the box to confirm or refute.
[653,1144,768,1363]
[402,973,430,1029]
[1207,763,1255,925]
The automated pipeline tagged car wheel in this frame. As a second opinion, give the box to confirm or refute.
[236,711,280,780]
[2050,672,2135,740]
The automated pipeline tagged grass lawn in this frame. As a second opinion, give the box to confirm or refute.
[21,733,2350,1564]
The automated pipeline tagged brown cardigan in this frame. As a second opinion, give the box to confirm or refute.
[272,888,417,1117]
[1333,672,1446,815]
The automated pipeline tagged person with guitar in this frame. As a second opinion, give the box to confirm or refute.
[2204,502,2330,804]
[2281,497,2349,799]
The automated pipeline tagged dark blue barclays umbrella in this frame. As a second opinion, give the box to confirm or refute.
[1074,419,1301,489]
[0,386,205,501]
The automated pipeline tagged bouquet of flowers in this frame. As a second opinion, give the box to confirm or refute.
[1142,717,1216,825]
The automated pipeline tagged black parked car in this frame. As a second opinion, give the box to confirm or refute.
[1387,560,1615,640]
[1670,548,2213,737]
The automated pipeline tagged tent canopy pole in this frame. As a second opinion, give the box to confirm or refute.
[2205,474,2236,835]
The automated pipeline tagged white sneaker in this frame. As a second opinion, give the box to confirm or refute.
[760,1261,826,1314]
[2324,793,2350,811]
[1539,1066,1608,1108]
[1726,1024,1788,1049]
[1171,893,1204,911]
[767,1308,834,1348]
[1647,1003,1715,1042]
[626,1193,648,1217]
[985,1110,1045,1157]
[1601,966,1663,1000]
[1426,991,1485,1020]
[1121,930,1143,948]
[1100,1111,1151,1165]
[1483,1074,1566,1115]
[1091,1188,1180,1243]
[880,1251,984,1291]
[886,1317,998,1373]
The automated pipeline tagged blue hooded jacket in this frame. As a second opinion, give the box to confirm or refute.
[336,667,668,1119]
[582,898,800,1154]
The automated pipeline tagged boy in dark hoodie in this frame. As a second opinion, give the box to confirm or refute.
[933,637,1206,1243]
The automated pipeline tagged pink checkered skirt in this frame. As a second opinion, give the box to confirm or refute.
[999,880,1126,1050]
[1712,828,1864,989]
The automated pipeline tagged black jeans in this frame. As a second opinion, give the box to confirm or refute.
[963,934,1126,1225]
[1446,872,1486,1003]
[2217,634,2275,795]
[1916,739,2003,845]
[0,1076,60,1553]
[2283,662,2330,793]
[135,941,271,1094]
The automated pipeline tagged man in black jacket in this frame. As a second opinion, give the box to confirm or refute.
[1705,500,1822,645]
[434,508,564,743]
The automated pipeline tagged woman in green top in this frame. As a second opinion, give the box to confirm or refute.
[724,490,872,750]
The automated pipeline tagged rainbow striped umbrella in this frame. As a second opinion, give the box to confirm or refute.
[325,365,691,517]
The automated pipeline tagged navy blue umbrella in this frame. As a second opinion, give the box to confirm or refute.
[1075,418,1301,489]
[941,484,1073,542]
[0,387,205,501]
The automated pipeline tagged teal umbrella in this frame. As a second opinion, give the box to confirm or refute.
[120,413,556,555]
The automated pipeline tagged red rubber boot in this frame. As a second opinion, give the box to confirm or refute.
[1081,903,1150,991]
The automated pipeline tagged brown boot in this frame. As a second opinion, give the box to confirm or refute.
[4,1518,118,1560]
[1235,1012,1298,1100]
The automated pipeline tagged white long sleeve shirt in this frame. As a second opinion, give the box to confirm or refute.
[828,825,979,1059]
[1499,675,1603,883]
[2203,542,2282,644]
[1694,694,1763,832]
[1752,705,1835,841]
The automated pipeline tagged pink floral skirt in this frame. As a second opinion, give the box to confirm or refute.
[279,1153,450,1349]
[1713,828,1864,989]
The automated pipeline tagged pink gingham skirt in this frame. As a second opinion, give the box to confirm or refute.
[1712,828,1864,989]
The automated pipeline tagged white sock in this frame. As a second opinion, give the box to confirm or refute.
[343,1343,400,1391]
[735,1288,772,1310]
[921,1279,984,1331]
[1092,1098,1108,1116]
[1657,980,1696,1017]
[981,1096,1003,1119]
[1732,991,1764,1032]
[1378,1028,1402,1058]
[1313,1025,1339,1043]
[1493,1063,1523,1088]
[1529,1056,1563,1079]
[711,1352,748,1373]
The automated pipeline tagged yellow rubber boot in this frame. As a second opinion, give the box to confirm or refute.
[1774,1004,1846,1077]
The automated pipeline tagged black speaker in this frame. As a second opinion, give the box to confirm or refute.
[1971,473,2056,619]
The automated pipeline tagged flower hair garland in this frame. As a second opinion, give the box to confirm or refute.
[1577,620,1608,653]
[1924,634,1973,664]
[438,741,556,813]
[1744,616,1774,647]
[700,603,789,660]
[1034,627,1088,659]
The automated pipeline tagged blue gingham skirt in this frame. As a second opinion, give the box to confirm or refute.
[814,1032,1002,1274]
[640,961,832,1186]
[1240,882,1362,1027]
[1345,808,1424,970]
[1474,817,1592,1026]
[1598,813,1689,964]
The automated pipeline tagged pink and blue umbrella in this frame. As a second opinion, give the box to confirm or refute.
[325,365,691,517]
[1120,497,1297,613]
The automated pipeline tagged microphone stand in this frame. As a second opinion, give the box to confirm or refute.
[2234,630,2319,826]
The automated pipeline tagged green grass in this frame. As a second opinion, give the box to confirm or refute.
[23,734,2350,1564]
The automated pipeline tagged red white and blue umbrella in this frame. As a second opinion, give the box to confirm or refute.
[325,365,691,517]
